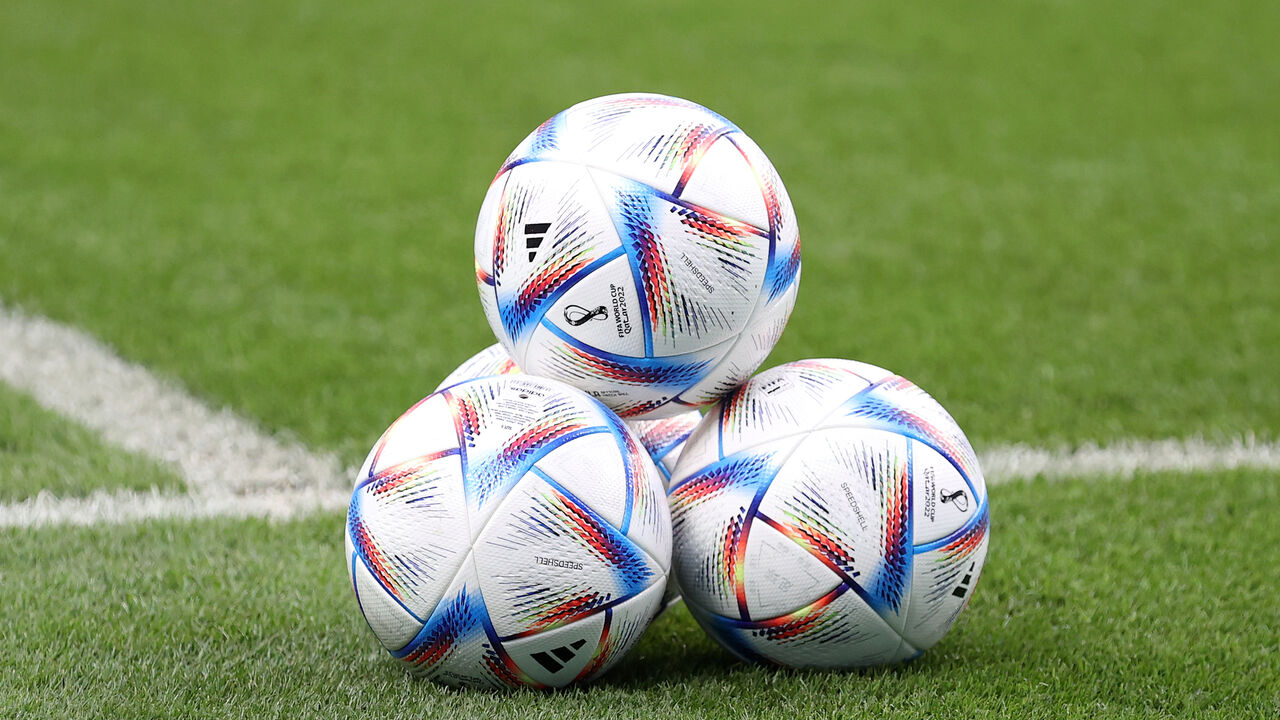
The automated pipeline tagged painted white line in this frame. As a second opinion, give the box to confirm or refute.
[980,436,1280,485]
[0,305,351,527]
[2,305,1278,528]
[0,486,351,529]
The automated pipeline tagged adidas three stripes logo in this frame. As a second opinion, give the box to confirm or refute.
[529,638,587,673]
[524,222,550,261]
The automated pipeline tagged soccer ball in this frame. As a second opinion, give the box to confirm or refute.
[668,359,990,668]
[474,92,801,420]
[345,374,671,688]
[623,412,701,490]
[436,344,701,486]
[435,343,522,388]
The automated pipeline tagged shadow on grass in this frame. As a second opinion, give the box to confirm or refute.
[590,601,930,692]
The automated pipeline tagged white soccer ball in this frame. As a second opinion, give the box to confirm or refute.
[345,375,671,688]
[474,93,801,420]
[669,359,990,668]
[436,344,701,486]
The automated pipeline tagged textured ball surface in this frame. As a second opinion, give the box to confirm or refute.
[436,344,701,485]
[475,93,800,420]
[669,359,990,668]
[345,375,671,688]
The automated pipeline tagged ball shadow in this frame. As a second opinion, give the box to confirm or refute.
[587,602,936,692]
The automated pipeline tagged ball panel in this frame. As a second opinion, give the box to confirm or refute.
[534,410,672,571]
[579,579,669,681]
[625,410,701,485]
[740,515,842,619]
[365,394,459,479]
[521,320,724,419]
[472,468,663,638]
[666,405,719,487]
[833,374,985,502]
[474,171,508,278]
[589,167,770,357]
[550,94,739,196]
[756,428,913,628]
[668,436,797,618]
[441,376,612,535]
[502,611,606,688]
[531,432,630,530]
[908,439,981,544]
[601,417,674,568]
[435,344,520,392]
[487,160,623,354]
[543,252,646,358]
[904,509,989,650]
[677,134,769,227]
[676,274,799,409]
[348,452,470,622]
[725,132,801,303]
[702,356,876,462]
[350,550,424,651]
[391,556,534,689]
[686,583,916,669]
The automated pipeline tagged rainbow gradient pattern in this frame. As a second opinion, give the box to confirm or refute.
[669,359,990,668]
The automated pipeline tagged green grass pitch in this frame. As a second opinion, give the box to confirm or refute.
[0,383,183,502]
[1,0,1278,717]
[4,469,1276,717]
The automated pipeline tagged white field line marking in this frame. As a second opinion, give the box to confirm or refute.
[0,305,351,528]
[2,305,1279,528]
[2,486,352,528]
[979,437,1280,483]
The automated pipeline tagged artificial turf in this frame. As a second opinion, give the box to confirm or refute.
[3,468,1276,719]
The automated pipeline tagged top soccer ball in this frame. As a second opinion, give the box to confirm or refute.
[475,93,801,420]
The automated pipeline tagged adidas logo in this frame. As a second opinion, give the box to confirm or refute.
[529,638,586,674]
[524,222,550,261]
[952,561,976,599]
